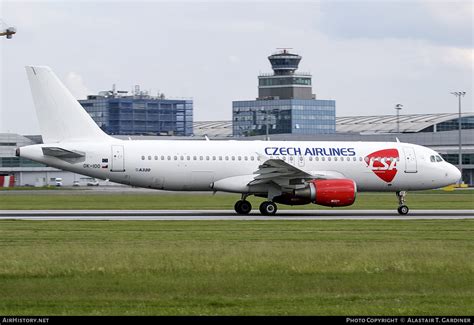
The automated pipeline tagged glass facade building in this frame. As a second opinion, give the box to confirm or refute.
[233,99,335,136]
[233,50,336,137]
[425,116,474,132]
[80,94,193,136]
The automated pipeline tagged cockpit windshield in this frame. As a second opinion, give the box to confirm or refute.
[430,155,444,162]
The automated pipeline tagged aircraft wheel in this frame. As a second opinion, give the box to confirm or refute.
[397,205,409,215]
[259,201,277,216]
[234,200,252,215]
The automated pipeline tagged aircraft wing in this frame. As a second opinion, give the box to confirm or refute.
[42,147,85,159]
[249,156,346,188]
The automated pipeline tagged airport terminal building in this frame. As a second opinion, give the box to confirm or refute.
[2,112,474,187]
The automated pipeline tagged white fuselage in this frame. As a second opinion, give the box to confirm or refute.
[20,139,461,193]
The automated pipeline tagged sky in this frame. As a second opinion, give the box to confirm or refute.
[0,0,472,134]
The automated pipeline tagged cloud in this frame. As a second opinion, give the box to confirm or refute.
[63,72,91,100]
[319,0,473,48]
[1,1,472,134]
[439,47,474,70]
[228,55,240,64]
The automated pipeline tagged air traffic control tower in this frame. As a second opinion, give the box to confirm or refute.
[233,49,335,137]
[258,49,313,100]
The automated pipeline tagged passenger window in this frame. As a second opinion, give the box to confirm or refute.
[206,156,210,160]
[219,156,222,161]
[187,156,190,160]
[212,156,216,161]
[167,156,171,160]
[309,156,313,161]
[238,156,241,161]
[174,156,178,160]
[328,157,331,161]
[225,156,229,161]
[315,157,319,161]
[193,156,197,160]
[161,156,165,160]
[180,156,184,160]
[200,156,203,160]
[232,156,235,161]
[154,156,158,160]
[244,156,248,161]
[148,156,152,160]
[321,157,325,161]
[141,156,145,160]
[250,156,254,161]
[334,157,338,161]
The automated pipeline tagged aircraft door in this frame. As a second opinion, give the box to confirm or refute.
[403,147,417,173]
[111,145,125,172]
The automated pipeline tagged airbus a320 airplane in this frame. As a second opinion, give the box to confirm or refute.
[17,66,461,215]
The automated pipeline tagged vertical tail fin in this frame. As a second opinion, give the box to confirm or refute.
[25,66,110,143]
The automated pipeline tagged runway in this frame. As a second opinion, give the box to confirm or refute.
[0,210,472,220]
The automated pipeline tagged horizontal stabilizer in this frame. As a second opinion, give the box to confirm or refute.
[42,147,85,158]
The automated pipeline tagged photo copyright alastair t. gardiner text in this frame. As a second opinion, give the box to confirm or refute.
[345,317,472,324]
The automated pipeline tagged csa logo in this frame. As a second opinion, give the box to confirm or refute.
[365,149,399,183]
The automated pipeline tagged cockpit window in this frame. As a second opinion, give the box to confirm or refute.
[435,155,443,162]
[430,155,436,162]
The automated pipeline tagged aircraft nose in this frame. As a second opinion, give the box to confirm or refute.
[448,164,462,184]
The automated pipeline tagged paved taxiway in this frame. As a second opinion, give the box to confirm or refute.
[0,210,472,220]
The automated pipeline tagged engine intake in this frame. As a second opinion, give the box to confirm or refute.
[293,179,357,207]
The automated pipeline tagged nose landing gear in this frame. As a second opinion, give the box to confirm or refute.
[396,191,409,215]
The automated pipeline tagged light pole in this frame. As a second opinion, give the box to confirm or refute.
[451,91,466,185]
[395,104,403,133]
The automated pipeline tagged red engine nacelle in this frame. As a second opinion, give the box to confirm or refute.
[293,179,357,207]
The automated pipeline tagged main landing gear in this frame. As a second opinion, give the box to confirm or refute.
[259,201,277,216]
[234,199,252,215]
[396,191,409,215]
[234,195,278,216]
